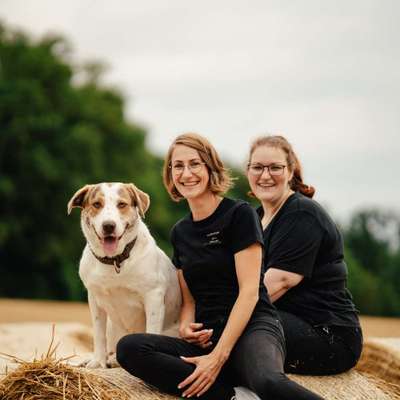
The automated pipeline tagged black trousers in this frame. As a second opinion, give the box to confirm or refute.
[279,310,363,375]
[116,319,323,400]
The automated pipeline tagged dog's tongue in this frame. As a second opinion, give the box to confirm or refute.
[103,237,118,255]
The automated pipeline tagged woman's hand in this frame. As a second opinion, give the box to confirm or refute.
[179,322,213,348]
[178,351,226,397]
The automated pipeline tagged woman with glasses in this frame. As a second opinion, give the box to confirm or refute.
[246,135,362,375]
[117,133,322,400]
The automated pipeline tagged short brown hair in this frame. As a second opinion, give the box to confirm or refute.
[248,135,315,198]
[163,133,234,202]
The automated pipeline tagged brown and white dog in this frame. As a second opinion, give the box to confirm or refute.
[68,182,181,368]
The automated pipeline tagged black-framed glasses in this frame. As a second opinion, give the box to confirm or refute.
[170,160,206,175]
[247,163,287,176]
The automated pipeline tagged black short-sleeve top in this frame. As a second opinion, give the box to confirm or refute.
[260,192,360,328]
[171,198,277,331]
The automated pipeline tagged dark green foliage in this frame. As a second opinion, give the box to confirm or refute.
[345,210,392,276]
[0,23,189,300]
[344,210,400,316]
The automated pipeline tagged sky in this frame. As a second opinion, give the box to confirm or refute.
[2,0,400,222]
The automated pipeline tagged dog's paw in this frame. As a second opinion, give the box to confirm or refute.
[85,358,107,369]
[65,353,92,367]
[76,354,107,369]
[106,352,120,368]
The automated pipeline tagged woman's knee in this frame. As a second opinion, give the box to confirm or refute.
[248,372,287,397]
[116,333,149,370]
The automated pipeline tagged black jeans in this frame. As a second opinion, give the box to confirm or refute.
[278,310,363,375]
[116,318,323,400]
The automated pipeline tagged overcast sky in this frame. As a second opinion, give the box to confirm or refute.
[2,0,400,222]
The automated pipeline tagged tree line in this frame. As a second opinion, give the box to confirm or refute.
[0,23,399,316]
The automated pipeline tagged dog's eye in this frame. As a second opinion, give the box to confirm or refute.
[118,202,127,209]
[93,202,102,209]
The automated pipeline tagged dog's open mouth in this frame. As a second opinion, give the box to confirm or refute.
[102,235,118,255]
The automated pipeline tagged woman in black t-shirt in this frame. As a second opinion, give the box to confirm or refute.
[246,135,363,375]
[117,133,322,400]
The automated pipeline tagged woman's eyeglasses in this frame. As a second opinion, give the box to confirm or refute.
[170,160,206,175]
[248,163,287,176]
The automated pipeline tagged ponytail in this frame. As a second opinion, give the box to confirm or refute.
[289,152,315,198]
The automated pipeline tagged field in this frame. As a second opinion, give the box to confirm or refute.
[0,298,399,337]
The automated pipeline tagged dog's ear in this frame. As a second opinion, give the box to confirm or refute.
[125,183,150,218]
[67,185,93,215]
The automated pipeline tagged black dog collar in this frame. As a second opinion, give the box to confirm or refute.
[90,237,137,274]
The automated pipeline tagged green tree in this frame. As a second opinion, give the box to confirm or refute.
[0,23,187,300]
[344,209,400,316]
[345,210,392,276]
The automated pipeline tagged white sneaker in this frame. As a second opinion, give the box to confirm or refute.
[233,386,261,400]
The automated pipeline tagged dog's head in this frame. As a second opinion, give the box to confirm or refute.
[67,183,150,257]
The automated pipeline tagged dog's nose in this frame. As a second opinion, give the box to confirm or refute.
[102,221,116,235]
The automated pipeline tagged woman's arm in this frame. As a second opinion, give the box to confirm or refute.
[213,242,262,358]
[179,242,262,397]
[264,268,303,302]
[263,211,324,302]
[178,270,213,347]
[177,269,195,332]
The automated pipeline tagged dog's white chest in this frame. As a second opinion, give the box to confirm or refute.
[82,260,146,328]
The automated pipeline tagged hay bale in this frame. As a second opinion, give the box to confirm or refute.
[93,367,396,400]
[1,335,400,400]
[356,337,400,398]
[290,371,395,399]
[1,361,395,400]
[90,368,178,399]
[0,356,128,400]
[0,351,176,399]
[3,360,393,400]
[0,324,176,399]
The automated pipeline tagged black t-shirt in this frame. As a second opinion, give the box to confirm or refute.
[260,192,360,328]
[171,198,278,335]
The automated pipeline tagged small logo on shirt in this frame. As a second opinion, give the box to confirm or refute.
[205,231,222,246]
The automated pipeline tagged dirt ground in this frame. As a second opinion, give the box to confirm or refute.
[0,298,399,337]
